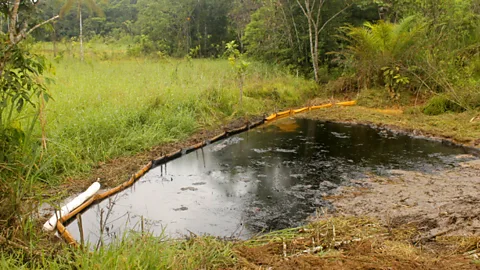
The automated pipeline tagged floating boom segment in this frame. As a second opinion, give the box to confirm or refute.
[43,182,101,231]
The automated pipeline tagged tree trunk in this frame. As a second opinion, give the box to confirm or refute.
[239,74,244,108]
[204,22,207,56]
[297,0,319,83]
[312,23,320,83]
[309,24,319,82]
[79,3,84,62]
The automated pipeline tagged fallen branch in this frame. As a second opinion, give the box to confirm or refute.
[26,15,60,37]
[470,115,480,123]
[414,228,455,244]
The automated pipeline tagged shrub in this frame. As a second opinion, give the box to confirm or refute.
[423,96,465,115]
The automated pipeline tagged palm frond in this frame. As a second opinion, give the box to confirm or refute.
[85,0,105,17]
[59,0,76,18]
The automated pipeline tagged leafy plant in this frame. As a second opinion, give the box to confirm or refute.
[0,0,55,243]
[225,41,249,107]
[381,65,410,100]
[338,16,425,91]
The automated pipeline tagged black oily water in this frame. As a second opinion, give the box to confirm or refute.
[66,118,473,245]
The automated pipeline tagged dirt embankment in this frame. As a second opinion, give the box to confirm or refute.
[327,158,480,241]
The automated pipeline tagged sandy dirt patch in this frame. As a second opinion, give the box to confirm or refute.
[328,158,480,241]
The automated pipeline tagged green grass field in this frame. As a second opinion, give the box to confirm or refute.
[37,53,318,181]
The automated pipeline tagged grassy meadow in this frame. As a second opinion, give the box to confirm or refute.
[34,43,318,181]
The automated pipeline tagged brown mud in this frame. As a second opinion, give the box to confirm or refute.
[327,159,480,240]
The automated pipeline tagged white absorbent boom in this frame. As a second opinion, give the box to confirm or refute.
[43,182,101,231]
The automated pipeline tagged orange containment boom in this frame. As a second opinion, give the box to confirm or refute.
[337,100,356,106]
[310,103,333,110]
[276,110,292,117]
[293,107,308,114]
[265,114,277,121]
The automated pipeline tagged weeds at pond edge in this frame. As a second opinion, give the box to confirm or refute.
[234,216,478,269]
[4,216,476,269]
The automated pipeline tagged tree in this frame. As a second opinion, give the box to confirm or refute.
[60,0,105,61]
[295,0,352,82]
[1,0,57,231]
[136,0,234,57]
[225,41,249,107]
[229,0,260,52]
[1,0,57,155]
[1,1,58,75]
[136,0,196,56]
[339,16,425,94]
[243,1,311,73]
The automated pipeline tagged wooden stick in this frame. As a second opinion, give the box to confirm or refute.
[209,132,227,143]
[56,221,78,247]
[77,214,85,248]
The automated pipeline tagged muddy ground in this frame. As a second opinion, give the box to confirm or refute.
[326,158,480,241]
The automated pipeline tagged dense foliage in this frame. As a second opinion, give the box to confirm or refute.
[339,0,480,110]
[0,0,55,244]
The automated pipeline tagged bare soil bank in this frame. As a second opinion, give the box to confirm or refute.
[328,158,480,240]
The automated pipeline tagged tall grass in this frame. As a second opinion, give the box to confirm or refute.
[39,57,317,179]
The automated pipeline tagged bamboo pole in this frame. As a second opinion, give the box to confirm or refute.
[57,221,78,247]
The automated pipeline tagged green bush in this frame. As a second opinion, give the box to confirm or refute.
[423,96,465,115]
